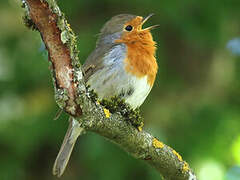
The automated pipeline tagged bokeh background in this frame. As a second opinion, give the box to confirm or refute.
[0,0,240,179]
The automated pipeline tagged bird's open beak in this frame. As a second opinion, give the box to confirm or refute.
[142,13,154,25]
[141,13,159,31]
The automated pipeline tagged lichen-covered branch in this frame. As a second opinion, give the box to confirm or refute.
[21,0,197,179]
[22,0,84,116]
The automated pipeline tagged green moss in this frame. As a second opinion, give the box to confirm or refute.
[100,96,144,128]
[87,87,144,128]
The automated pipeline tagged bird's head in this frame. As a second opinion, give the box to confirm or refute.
[97,14,158,46]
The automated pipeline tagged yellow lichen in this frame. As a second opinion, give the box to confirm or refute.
[137,122,144,131]
[103,108,111,118]
[152,138,164,149]
[66,23,73,32]
[182,162,190,173]
[172,150,183,161]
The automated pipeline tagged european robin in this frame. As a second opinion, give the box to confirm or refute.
[53,14,158,177]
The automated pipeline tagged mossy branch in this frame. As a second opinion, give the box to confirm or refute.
[21,0,197,179]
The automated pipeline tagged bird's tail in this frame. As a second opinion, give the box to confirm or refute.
[52,117,84,177]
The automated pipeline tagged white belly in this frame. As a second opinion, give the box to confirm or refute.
[86,45,152,109]
[124,75,151,109]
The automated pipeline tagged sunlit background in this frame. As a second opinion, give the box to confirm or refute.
[0,0,240,179]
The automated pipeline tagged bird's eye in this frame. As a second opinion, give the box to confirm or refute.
[125,25,133,31]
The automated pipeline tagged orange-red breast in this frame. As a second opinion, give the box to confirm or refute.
[53,14,158,177]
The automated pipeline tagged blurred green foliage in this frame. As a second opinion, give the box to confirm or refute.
[0,0,240,179]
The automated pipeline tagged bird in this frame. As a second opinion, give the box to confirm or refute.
[53,13,158,177]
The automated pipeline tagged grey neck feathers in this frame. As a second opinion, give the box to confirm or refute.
[96,32,122,47]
